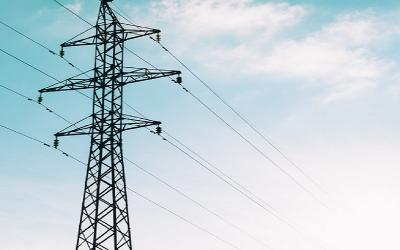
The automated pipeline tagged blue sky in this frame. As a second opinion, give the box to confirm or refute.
[1,1,400,250]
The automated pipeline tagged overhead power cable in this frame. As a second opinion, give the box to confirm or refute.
[151,39,333,196]
[110,0,331,199]
[0,48,57,81]
[0,123,242,250]
[0,20,295,227]
[106,5,332,211]
[0,82,274,250]
[0,29,284,229]
[49,0,331,214]
[0,13,327,249]
[53,0,92,26]
[171,79,331,210]
[0,123,84,165]
[46,0,327,213]
[0,47,92,101]
[0,43,287,227]
[151,130,330,250]
[0,20,78,70]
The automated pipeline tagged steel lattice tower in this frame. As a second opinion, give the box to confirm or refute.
[39,0,181,249]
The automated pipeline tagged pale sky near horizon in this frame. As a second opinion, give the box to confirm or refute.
[1,1,400,250]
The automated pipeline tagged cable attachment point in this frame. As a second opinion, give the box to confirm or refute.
[53,137,60,149]
[37,94,43,104]
[156,125,162,135]
[172,75,183,84]
[60,47,65,58]
[156,32,161,43]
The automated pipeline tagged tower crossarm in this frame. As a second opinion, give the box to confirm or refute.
[120,23,160,42]
[39,69,96,93]
[54,114,161,137]
[61,24,160,48]
[120,114,161,132]
[122,67,181,86]
[39,67,181,93]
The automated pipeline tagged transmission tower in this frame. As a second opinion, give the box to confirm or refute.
[39,0,181,249]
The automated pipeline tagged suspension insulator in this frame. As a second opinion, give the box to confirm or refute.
[60,47,65,58]
[156,126,162,135]
[53,138,60,149]
[176,76,182,84]
[156,33,161,43]
[37,95,43,104]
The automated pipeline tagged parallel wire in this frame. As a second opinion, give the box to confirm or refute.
[109,77,293,230]
[111,1,331,199]
[0,123,242,250]
[0,47,58,81]
[53,0,92,26]
[152,39,335,197]
[41,0,321,221]
[121,96,325,250]
[0,27,287,223]
[0,47,93,102]
[0,83,72,125]
[108,6,332,210]
[0,82,273,250]
[0,123,84,164]
[0,45,285,227]
[173,80,331,210]
[126,161,275,250]
[0,20,78,69]
[0,10,327,249]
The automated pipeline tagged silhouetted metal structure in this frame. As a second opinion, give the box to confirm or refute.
[39,0,181,249]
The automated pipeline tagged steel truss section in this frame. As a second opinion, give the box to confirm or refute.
[39,0,181,249]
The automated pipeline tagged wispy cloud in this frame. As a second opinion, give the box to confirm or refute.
[194,11,397,102]
[259,12,396,102]
[136,1,399,102]
[150,0,306,42]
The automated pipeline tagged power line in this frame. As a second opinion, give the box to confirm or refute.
[125,157,275,250]
[173,80,331,210]
[0,10,327,249]
[130,7,330,197]
[0,44,282,226]
[0,26,276,227]
[153,130,302,234]
[152,37,332,196]
[0,47,93,101]
[0,83,73,125]
[0,122,242,250]
[128,187,243,250]
[0,47,58,81]
[49,0,330,214]
[0,19,78,70]
[0,17,326,250]
[9,0,304,220]
[122,104,278,215]
[117,93,324,250]
[0,82,274,250]
[46,0,308,213]
[53,0,91,26]
[152,131,328,250]
[107,4,332,210]
[0,123,84,164]
[116,99,328,250]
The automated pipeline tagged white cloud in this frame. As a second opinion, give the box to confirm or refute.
[159,7,397,102]
[149,0,306,43]
[259,12,395,102]
[134,2,399,102]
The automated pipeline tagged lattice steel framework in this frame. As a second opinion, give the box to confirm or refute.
[39,0,181,249]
